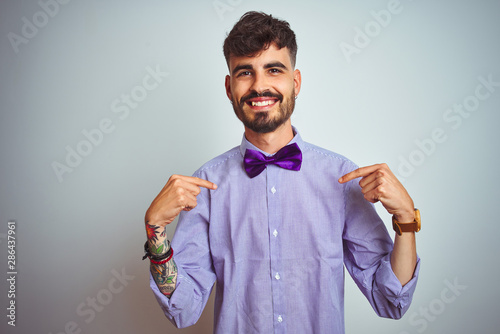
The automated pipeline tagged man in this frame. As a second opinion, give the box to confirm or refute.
[143,11,420,333]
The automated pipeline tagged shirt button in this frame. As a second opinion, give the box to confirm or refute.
[271,186,276,194]
[273,229,278,237]
[277,315,283,323]
[275,273,281,280]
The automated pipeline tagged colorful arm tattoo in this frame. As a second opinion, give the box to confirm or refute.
[146,222,178,298]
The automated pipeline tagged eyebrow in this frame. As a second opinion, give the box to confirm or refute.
[264,62,288,70]
[231,61,289,76]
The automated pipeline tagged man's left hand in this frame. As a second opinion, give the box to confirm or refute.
[339,163,414,222]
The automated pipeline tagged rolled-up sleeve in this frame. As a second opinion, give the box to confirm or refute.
[372,253,421,317]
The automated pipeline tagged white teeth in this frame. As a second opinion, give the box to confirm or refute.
[251,100,275,106]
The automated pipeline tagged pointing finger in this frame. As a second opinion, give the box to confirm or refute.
[338,164,380,183]
[170,174,218,190]
[187,176,218,190]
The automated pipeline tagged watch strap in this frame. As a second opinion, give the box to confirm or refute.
[392,209,421,236]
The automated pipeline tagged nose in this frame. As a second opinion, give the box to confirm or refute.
[249,71,270,94]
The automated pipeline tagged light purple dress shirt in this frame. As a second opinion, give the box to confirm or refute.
[150,129,420,333]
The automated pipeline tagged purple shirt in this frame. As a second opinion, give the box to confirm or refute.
[150,129,420,333]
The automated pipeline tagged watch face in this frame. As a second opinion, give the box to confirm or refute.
[415,209,421,232]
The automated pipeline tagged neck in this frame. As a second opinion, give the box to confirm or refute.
[244,121,294,154]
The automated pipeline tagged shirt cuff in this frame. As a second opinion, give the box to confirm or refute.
[375,254,421,310]
[149,265,203,327]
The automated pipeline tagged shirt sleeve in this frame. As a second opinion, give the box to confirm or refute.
[341,173,420,319]
[149,185,216,328]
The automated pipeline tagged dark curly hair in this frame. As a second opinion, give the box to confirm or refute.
[223,11,298,68]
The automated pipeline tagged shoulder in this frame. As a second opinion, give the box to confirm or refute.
[192,146,242,177]
[301,141,358,172]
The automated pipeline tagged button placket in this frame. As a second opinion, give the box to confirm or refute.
[266,166,284,332]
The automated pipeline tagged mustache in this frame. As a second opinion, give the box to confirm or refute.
[240,91,283,105]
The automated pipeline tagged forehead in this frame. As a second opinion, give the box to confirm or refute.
[228,44,292,72]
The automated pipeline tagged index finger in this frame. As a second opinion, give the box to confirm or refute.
[338,165,380,184]
[188,176,218,190]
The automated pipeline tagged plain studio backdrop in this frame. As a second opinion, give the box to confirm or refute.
[1,0,499,333]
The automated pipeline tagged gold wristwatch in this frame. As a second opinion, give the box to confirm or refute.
[392,209,421,236]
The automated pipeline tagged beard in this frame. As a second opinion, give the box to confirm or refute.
[232,88,295,133]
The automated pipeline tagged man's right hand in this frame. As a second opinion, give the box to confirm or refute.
[145,175,218,227]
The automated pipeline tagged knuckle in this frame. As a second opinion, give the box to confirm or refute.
[172,177,183,187]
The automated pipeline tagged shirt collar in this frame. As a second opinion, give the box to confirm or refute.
[239,126,304,158]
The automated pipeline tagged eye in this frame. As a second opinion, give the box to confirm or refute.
[237,71,252,77]
[269,68,282,74]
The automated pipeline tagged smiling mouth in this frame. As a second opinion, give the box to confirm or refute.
[241,91,283,110]
[247,99,278,107]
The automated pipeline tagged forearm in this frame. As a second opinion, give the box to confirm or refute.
[146,223,178,297]
[390,230,417,286]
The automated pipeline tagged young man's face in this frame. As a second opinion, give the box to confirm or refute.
[225,43,301,134]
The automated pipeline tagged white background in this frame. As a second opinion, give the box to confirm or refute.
[1,0,499,333]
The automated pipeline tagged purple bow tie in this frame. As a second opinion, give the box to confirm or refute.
[244,143,302,178]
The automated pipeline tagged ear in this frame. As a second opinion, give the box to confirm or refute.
[225,75,232,101]
[293,69,302,97]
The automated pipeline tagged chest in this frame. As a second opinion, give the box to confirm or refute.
[208,165,346,264]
